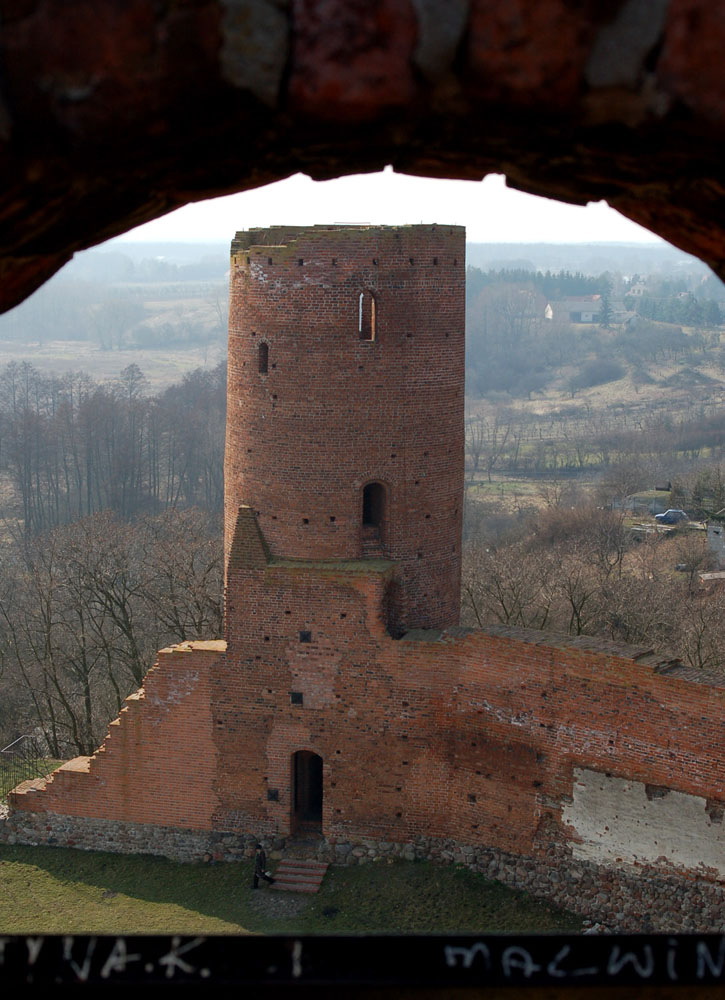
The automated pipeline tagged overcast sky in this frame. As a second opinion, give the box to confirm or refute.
[117,169,663,245]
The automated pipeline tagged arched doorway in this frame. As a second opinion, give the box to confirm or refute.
[362,481,385,530]
[292,750,323,834]
[361,481,386,556]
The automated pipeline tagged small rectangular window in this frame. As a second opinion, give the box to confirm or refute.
[290,691,304,705]
[299,630,312,643]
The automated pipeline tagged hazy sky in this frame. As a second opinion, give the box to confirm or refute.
[117,169,663,245]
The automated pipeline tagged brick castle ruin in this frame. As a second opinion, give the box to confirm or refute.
[3,226,724,931]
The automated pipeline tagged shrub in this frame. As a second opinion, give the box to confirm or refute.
[569,359,625,393]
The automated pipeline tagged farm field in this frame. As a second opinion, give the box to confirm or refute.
[0,339,225,390]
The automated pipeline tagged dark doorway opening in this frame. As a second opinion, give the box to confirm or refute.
[292,750,323,834]
[362,481,385,529]
[362,481,386,557]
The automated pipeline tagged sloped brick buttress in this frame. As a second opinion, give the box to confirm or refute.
[7,642,224,857]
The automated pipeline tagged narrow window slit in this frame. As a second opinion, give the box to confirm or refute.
[358,290,377,341]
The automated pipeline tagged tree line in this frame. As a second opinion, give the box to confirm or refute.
[0,360,226,755]
[0,508,223,756]
[465,402,725,482]
[630,293,722,328]
[467,267,603,301]
[0,361,225,535]
[462,502,724,675]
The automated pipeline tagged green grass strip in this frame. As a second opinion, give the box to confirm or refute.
[0,845,581,935]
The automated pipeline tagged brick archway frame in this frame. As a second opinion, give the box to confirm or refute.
[1,0,725,312]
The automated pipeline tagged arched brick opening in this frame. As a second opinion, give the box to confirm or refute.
[358,291,377,342]
[2,2,725,313]
[361,480,388,558]
[362,481,385,533]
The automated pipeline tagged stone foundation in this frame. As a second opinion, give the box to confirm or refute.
[2,809,722,934]
[0,809,213,864]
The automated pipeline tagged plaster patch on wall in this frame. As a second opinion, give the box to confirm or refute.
[146,670,200,719]
[249,259,271,283]
[563,767,725,881]
[462,697,532,728]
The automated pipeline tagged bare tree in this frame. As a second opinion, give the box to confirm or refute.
[0,509,223,754]
[465,412,486,482]
[462,543,556,630]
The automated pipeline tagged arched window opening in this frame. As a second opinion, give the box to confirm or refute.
[363,481,385,529]
[292,750,323,834]
[358,290,376,341]
[258,342,269,374]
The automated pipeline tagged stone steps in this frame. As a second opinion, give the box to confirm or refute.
[271,858,329,894]
[361,525,383,558]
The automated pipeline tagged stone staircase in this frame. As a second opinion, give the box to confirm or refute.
[272,858,329,894]
[361,524,384,558]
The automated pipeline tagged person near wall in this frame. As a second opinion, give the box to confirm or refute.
[253,843,275,889]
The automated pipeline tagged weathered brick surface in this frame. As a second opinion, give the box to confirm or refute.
[7,642,223,830]
[8,1,725,312]
[218,542,724,867]
[3,226,723,930]
[225,225,466,632]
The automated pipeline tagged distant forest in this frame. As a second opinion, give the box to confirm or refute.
[0,361,225,535]
[0,248,228,350]
[467,267,602,300]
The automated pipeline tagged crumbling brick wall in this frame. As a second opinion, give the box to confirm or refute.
[218,529,724,880]
[4,225,723,908]
[9,642,223,831]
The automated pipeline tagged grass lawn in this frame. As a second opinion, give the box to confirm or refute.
[0,845,581,935]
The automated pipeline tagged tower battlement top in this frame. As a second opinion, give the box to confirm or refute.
[231,223,464,255]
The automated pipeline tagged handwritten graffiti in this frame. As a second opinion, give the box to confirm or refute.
[0,934,723,987]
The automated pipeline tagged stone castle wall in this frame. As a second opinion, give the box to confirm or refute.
[7,642,224,830]
[218,534,724,876]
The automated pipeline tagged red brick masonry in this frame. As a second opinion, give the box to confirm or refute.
[10,578,723,870]
[225,225,465,632]
[6,228,724,917]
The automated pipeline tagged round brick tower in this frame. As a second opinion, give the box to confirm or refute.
[225,224,465,631]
